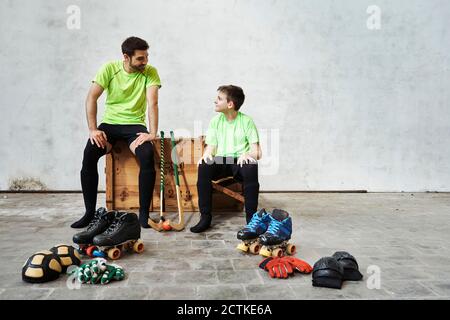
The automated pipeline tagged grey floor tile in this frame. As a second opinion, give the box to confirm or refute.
[246,284,296,300]
[419,281,450,297]
[289,284,348,300]
[197,285,247,300]
[379,266,435,281]
[149,258,191,271]
[382,280,440,298]
[0,287,53,300]
[128,271,176,285]
[217,270,262,285]
[148,285,197,299]
[97,285,150,300]
[340,281,393,299]
[190,258,234,271]
[47,286,100,300]
[191,240,227,249]
[231,257,262,270]
[417,255,450,267]
[174,270,219,285]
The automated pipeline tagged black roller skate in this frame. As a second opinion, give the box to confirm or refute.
[92,211,144,260]
[73,207,115,257]
[258,209,296,257]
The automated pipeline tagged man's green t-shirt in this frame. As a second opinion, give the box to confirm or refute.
[205,112,260,157]
[93,60,161,126]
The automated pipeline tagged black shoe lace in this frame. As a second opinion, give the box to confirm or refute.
[104,219,120,235]
[86,217,100,231]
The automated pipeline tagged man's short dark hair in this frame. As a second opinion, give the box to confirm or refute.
[217,85,245,111]
[121,37,149,57]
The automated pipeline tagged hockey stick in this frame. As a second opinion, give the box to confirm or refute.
[163,131,185,231]
[148,131,166,231]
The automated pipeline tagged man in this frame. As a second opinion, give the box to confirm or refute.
[192,85,262,233]
[71,36,161,229]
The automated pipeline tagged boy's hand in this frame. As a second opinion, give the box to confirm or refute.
[237,153,257,167]
[197,153,214,166]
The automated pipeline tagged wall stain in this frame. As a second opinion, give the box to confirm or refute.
[9,177,47,191]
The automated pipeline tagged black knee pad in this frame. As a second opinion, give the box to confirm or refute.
[332,251,363,281]
[312,257,344,289]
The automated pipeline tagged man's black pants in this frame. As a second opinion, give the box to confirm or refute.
[80,123,155,216]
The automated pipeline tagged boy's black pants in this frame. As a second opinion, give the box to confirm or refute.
[197,156,259,222]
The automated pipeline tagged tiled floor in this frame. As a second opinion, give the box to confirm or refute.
[1,192,449,300]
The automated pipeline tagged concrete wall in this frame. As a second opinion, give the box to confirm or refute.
[1,0,449,191]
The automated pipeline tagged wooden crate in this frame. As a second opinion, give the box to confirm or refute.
[105,136,244,212]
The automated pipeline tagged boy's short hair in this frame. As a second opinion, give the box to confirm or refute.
[121,36,149,57]
[217,85,245,111]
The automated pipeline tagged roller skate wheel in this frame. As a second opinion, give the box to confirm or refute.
[286,244,296,255]
[272,248,283,258]
[259,247,272,257]
[249,242,260,254]
[93,250,106,258]
[86,246,98,257]
[133,240,145,253]
[236,242,249,252]
[108,248,121,260]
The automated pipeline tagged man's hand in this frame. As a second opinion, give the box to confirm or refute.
[130,132,157,152]
[237,153,257,167]
[89,129,108,149]
[197,153,214,166]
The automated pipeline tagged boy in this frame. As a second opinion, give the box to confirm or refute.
[191,85,262,233]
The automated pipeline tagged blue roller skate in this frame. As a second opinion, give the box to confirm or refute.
[259,209,296,257]
[236,209,271,254]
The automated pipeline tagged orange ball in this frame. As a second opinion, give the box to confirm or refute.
[162,220,172,231]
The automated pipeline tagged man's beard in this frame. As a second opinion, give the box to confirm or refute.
[131,63,146,72]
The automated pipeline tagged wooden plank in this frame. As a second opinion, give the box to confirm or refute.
[105,153,114,211]
[212,182,245,203]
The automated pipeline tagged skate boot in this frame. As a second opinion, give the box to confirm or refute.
[92,211,144,260]
[236,209,271,254]
[73,207,115,257]
[259,209,296,257]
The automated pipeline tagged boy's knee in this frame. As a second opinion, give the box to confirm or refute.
[240,163,258,176]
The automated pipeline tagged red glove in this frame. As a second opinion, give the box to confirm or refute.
[280,257,313,274]
[259,257,294,279]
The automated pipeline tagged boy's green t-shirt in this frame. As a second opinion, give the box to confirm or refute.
[205,112,260,157]
[93,60,161,125]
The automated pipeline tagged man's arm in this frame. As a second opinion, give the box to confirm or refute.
[146,86,159,136]
[86,82,107,148]
[131,86,159,152]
